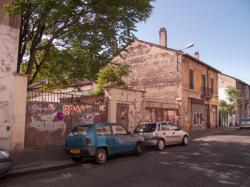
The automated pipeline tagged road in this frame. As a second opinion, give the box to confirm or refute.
[1,128,250,187]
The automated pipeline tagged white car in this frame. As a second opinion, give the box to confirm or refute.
[240,118,250,129]
[134,121,189,151]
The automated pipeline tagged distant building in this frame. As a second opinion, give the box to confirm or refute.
[218,74,250,126]
[112,28,221,131]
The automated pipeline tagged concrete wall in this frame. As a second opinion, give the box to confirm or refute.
[105,87,145,132]
[0,1,27,150]
[218,74,236,101]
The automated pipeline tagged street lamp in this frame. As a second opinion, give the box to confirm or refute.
[176,43,194,129]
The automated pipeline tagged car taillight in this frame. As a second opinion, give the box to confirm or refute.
[86,137,91,145]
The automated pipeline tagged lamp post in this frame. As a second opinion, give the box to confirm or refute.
[176,43,194,128]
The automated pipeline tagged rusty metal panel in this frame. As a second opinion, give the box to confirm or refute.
[116,103,129,129]
[25,92,108,147]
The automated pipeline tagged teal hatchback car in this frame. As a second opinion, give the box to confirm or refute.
[65,123,145,164]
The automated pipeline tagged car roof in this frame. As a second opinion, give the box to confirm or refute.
[139,121,174,125]
[74,122,115,127]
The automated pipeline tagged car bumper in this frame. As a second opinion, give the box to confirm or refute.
[64,147,96,157]
[144,139,158,146]
[0,158,13,176]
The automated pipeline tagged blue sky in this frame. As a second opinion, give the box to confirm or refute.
[135,0,250,84]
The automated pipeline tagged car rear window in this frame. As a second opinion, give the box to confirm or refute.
[134,123,157,133]
[71,126,89,135]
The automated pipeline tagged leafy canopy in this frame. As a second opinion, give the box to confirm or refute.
[91,64,129,96]
[219,86,241,115]
[6,0,153,89]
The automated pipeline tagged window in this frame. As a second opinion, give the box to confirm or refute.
[161,123,170,131]
[96,125,111,136]
[189,69,194,90]
[202,74,207,96]
[210,78,214,96]
[112,125,128,135]
[134,123,157,133]
[71,126,89,135]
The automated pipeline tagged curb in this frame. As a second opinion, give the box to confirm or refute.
[6,160,77,178]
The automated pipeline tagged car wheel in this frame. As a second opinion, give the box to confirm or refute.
[135,142,144,155]
[182,136,189,146]
[157,139,165,151]
[95,148,107,165]
[72,157,82,162]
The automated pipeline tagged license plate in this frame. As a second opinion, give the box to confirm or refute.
[70,149,80,154]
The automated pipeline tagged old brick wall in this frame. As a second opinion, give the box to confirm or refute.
[112,40,182,108]
[182,56,219,130]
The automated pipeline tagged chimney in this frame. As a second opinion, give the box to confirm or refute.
[194,51,199,60]
[159,28,167,47]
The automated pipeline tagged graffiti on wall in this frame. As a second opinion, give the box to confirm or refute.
[25,95,108,147]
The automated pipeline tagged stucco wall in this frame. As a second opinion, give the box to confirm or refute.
[0,1,25,150]
[105,87,145,132]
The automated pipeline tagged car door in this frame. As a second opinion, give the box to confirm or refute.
[95,124,115,155]
[168,122,183,144]
[111,125,134,153]
[160,122,175,145]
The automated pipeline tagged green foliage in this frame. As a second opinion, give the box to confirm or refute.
[219,86,241,115]
[91,64,129,96]
[6,0,153,89]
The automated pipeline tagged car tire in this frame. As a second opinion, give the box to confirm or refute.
[135,142,144,156]
[182,136,189,146]
[95,148,107,165]
[157,139,165,151]
[72,157,82,162]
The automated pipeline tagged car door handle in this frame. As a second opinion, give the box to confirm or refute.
[163,132,165,135]
[173,132,175,134]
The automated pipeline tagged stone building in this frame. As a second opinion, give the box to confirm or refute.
[0,0,28,150]
[219,73,250,126]
[112,28,220,131]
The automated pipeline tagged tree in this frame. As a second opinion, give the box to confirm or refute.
[6,0,152,88]
[91,64,129,96]
[219,86,241,125]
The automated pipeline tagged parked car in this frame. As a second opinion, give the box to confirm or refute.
[0,148,13,177]
[134,121,189,151]
[65,123,145,164]
[240,118,250,129]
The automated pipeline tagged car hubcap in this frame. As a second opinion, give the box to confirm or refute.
[159,140,164,149]
[137,145,142,152]
[184,137,188,144]
[99,153,105,161]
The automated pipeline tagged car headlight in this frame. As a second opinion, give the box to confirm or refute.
[0,150,10,159]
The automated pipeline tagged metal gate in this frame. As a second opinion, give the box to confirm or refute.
[25,91,108,147]
[116,103,129,129]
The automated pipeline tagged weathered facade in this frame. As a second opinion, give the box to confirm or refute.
[0,0,28,150]
[112,28,220,131]
[219,74,250,126]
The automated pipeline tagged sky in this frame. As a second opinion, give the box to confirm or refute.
[135,0,250,84]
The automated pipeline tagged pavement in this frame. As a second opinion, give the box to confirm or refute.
[7,126,238,178]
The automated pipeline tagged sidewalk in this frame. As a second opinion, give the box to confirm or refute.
[8,146,75,177]
[7,127,237,177]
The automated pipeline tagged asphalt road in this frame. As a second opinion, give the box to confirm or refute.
[1,128,250,187]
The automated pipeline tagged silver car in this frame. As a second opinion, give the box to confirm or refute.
[240,118,250,129]
[134,121,189,151]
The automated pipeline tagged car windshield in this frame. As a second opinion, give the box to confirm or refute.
[71,126,90,135]
[134,123,157,133]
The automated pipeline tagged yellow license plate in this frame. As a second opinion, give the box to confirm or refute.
[70,149,80,154]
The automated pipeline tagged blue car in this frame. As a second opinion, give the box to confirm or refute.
[65,123,145,164]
